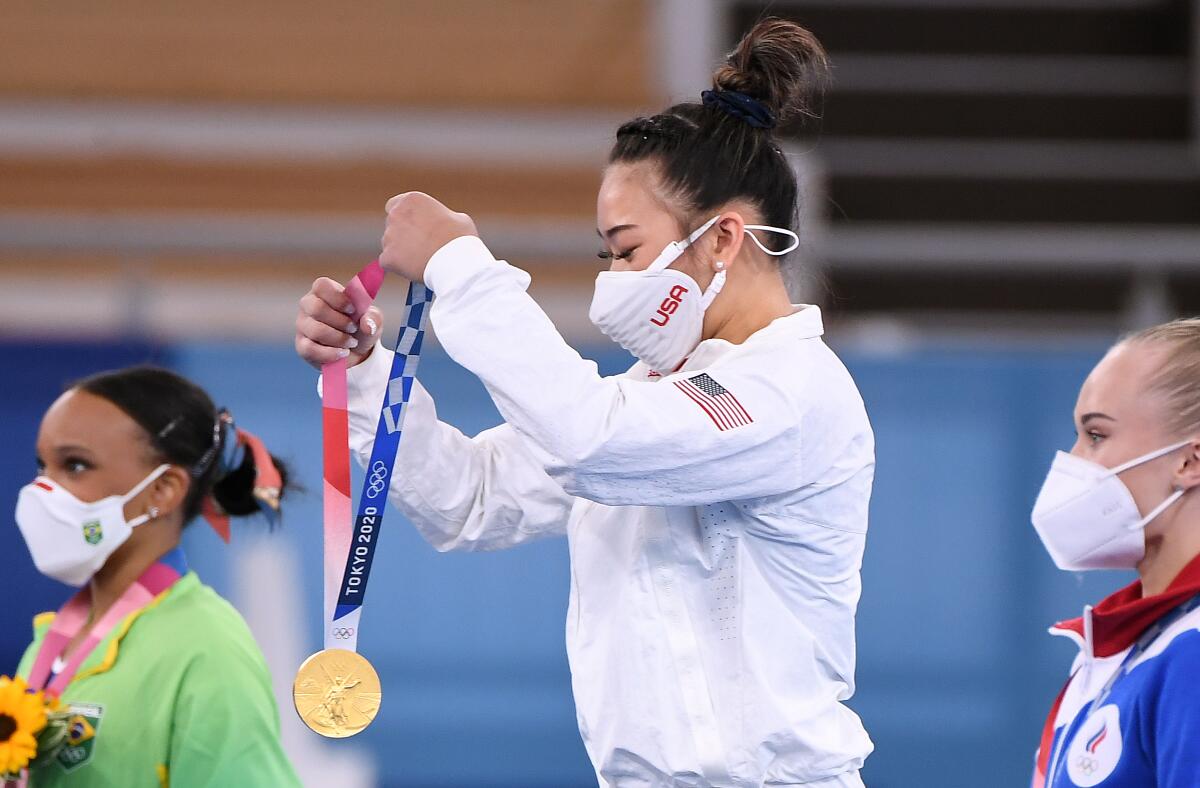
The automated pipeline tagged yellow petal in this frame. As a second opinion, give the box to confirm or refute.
[0,740,28,776]
[10,730,37,750]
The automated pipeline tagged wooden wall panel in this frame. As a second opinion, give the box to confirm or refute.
[0,156,601,217]
[0,0,654,109]
[0,255,598,285]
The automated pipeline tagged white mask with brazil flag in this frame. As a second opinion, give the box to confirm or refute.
[15,465,168,586]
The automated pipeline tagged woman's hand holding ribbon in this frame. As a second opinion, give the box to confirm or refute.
[296,191,472,369]
[379,191,477,283]
[294,277,385,369]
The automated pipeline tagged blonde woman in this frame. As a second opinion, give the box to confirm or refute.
[1031,319,1200,787]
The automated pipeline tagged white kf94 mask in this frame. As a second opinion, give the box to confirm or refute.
[1031,441,1191,571]
[588,215,800,373]
[15,464,169,586]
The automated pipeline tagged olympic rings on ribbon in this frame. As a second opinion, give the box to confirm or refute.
[331,627,356,640]
[366,460,388,499]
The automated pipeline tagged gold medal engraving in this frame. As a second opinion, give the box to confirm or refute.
[292,649,382,738]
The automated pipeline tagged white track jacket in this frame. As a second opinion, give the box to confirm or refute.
[342,236,876,787]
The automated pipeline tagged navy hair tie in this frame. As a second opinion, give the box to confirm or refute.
[701,89,776,129]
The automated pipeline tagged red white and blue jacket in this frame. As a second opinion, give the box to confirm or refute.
[1033,555,1200,787]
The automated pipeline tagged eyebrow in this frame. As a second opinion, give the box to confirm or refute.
[598,223,638,240]
[1080,412,1117,425]
[49,443,95,455]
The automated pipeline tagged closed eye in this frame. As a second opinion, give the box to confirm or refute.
[597,247,636,262]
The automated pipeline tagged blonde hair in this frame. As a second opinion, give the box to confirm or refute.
[1124,318,1200,435]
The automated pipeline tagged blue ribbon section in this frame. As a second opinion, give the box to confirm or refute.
[333,283,433,621]
[160,546,189,576]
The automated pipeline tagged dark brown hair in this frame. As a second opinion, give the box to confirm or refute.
[609,18,830,250]
[74,365,290,526]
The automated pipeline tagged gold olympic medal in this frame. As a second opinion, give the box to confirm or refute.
[293,648,382,738]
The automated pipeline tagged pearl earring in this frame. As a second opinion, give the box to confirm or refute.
[148,506,161,520]
[715,261,726,271]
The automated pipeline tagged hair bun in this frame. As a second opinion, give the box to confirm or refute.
[211,445,290,519]
[712,17,830,127]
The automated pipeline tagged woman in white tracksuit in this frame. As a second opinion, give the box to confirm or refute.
[296,19,874,788]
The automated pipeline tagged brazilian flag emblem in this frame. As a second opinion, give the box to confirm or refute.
[82,520,103,545]
[57,703,103,773]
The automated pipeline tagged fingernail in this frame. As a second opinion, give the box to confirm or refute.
[342,303,356,315]
[336,348,350,359]
[346,337,359,349]
[365,316,378,336]
[346,321,358,334]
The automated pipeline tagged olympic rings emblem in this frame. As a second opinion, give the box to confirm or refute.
[1075,756,1098,776]
[366,460,388,499]
[331,627,355,640]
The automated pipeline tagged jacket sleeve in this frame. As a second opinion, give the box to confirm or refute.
[340,343,574,551]
[168,645,300,788]
[422,236,809,508]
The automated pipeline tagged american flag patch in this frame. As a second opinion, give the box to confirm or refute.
[673,373,753,431]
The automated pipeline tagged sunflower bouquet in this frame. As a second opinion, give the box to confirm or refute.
[0,675,71,781]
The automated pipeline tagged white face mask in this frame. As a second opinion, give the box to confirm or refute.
[588,216,800,373]
[1031,441,1190,571]
[15,464,169,586]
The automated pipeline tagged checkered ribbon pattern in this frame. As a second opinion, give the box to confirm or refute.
[321,262,432,653]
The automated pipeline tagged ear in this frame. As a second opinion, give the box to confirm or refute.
[710,212,746,272]
[1175,438,1200,491]
[147,466,191,521]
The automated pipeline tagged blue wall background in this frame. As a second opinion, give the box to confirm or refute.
[1,338,1134,788]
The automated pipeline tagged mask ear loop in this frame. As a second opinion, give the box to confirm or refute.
[657,215,725,307]
[1110,439,1193,476]
[687,216,727,309]
[1131,487,1187,531]
[644,215,766,311]
[646,215,722,273]
[1109,439,1195,531]
[123,464,172,528]
[743,225,800,256]
[697,220,794,309]
[700,271,727,309]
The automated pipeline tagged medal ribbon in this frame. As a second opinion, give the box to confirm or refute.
[27,547,186,697]
[322,262,431,652]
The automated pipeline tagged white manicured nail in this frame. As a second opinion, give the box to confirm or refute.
[346,321,358,334]
[365,316,378,336]
[346,337,359,349]
[336,348,350,359]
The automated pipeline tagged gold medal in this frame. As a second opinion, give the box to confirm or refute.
[292,649,382,738]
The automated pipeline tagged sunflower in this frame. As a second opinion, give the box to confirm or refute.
[0,675,48,777]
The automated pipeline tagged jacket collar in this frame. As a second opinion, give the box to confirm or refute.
[641,305,826,378]
[682,305,824,369]
[1050,552,1200,658]
[764,304,824,341]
